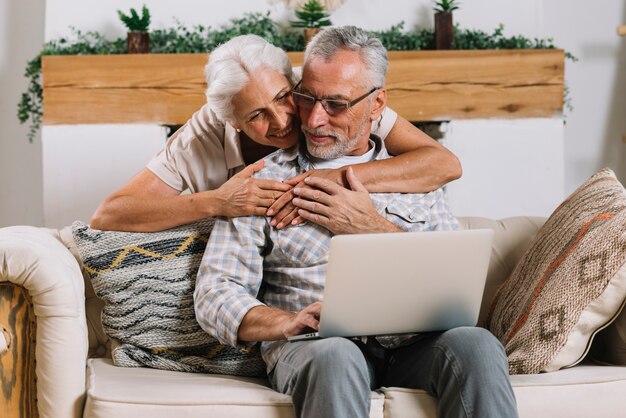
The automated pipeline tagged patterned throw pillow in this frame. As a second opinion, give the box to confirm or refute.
[71,219,266,377]
[487,168,626,374]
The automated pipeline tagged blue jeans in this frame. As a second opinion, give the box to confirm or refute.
[268,327,518,418]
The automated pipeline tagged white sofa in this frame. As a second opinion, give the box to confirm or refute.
[2,216,626,418]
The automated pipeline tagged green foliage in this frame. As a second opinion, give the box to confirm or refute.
[17,57,42,143]
[454,24,554,49]
[372,23,435,50]
[117,5,151,32]
[434,0,460,13]
[17,29,126,142]
[371,23,560,52]
[290,0,332,29]
[17,11,570,143]
[150,12,304,53]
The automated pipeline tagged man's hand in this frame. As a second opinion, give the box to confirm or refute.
[216,160,291,217]
[238,303,322,341]
[292,167,403,234]
[282,302,322,338]
[267,168,346,229]
[284,168,347,188]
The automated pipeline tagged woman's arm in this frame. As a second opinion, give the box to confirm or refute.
[283,115,461,193]
[90,162,290,232]
[268,115,461,228]
[356,116,462,192]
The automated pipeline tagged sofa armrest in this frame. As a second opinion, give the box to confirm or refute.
[0,226,89,418]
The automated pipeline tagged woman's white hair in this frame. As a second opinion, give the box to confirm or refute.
[204,35,295,122]
[304,26,387,88]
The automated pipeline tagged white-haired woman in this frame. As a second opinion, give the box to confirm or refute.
[90,34,461,232]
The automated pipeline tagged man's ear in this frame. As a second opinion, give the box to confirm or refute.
[369,88,387,122]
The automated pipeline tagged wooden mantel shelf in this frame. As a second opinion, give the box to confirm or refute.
[42,50,564,125]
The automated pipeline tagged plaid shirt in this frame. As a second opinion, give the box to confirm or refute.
[194,136,459,372]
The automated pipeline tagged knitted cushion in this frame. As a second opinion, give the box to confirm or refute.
[72,219,266,377]
[487,168,626,374]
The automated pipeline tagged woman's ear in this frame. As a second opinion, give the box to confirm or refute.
[231,121,242,133]
[369,88,387,122]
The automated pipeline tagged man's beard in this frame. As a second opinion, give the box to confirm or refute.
[302,114,369,160]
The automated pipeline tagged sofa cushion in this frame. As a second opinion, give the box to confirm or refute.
[72,220,266,377]
[380,364,626,418]
[487,168,626,374]
[84,358,384,418]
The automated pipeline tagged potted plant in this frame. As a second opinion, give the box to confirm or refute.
[290,0,333,45]
[118,4,151,53]
[433,0,459,49]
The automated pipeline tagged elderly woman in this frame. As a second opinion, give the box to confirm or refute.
[90,34,461,232]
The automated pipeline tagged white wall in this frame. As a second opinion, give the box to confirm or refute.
[542,1,626,194]
[42,125,167,228]
[1,0,624,226]
[0,0,45,227]
[44,0,544,39]
[445,119,564,218]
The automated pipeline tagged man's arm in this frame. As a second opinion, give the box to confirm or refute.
[237,302,322,342]
[194,215,268,346]
[293,167,458,235]
[194,215,324,346]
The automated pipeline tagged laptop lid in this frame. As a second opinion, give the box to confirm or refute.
[315,229,494,338]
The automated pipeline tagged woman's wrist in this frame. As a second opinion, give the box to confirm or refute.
[196,189,226,218]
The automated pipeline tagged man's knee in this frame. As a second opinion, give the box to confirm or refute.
[308,337,367,369]
[436,327,506,363]
[297,337,369,384]
[284,338,371,417]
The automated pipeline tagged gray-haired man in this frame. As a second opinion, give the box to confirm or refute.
[195,26,518,418]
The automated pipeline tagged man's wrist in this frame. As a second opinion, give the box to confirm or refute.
[239,305,295,342]
[376,216,404,233]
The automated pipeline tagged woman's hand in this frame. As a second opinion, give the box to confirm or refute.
[292,167,401,234]
[266,188,300,229]
[267,168,347,229]
[216,160,292,217]
[283,168,347,188]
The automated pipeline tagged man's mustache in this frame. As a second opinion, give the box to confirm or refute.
[301,126,340,140]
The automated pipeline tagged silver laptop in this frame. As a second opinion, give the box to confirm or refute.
[288,229,493,342]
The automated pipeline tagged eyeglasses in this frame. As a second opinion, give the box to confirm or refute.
[291,81,380,116]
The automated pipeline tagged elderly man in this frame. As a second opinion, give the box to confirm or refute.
[195,26,517,418]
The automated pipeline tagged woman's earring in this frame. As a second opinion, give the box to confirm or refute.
[236,128,241,133]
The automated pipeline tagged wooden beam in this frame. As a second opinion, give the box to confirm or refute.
[42,50,563,125]
[385,50,564,121]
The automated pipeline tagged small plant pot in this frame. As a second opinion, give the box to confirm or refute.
[304,28,323,46]
[127,31,150,54]
[434,12,454,50]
